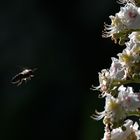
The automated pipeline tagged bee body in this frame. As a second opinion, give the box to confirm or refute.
[11,68,36,86]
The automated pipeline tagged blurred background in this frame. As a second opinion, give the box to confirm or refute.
[0,0,122,140]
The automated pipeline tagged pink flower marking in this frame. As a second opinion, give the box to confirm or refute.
[128,11,137,19]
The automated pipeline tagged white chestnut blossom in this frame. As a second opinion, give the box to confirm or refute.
[94,58,126,94]
[103,3,140,38]
[102,120,140,140]
[103,14,126,38]
[117,0,136,5]
[118,85,140,111]
[117,31,140,77]
[93,86,140,128]
[92,93,123,124]
[103,93,125,127]
[118,3,140,28]
[128,31,140,43]
[109,57,126,79]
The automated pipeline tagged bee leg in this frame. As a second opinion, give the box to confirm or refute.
[11,80,19,85]
[31,75,34,77]
[27,77,31,81]
[23,78,28,83]
[17,80,22,86]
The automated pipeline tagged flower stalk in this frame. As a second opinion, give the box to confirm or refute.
[93,0,140,139]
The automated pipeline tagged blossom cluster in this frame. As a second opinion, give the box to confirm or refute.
[93,0,140,139]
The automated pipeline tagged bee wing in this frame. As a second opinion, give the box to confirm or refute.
[11,73,22,84]
[32,68,38,72]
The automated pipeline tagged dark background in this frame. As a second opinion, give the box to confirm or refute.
[0,0,121,140]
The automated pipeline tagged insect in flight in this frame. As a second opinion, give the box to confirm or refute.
[11,68,37,86]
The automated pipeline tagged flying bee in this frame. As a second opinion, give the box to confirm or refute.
[11,68,37,86]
